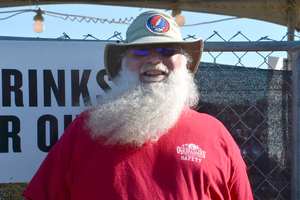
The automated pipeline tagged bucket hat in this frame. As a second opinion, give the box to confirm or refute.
[104,10,203,78]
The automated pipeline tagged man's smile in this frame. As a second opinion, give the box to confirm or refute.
[140,68,169,82]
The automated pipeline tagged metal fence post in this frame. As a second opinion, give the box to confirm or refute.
[292,48,300,200]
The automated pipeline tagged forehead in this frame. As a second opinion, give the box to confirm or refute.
[126,43,179,50]
[122,49,188,65]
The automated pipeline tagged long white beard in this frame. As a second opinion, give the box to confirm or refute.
[87,61,199,146]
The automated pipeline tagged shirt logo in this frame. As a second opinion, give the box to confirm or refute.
[176,143,206,163]
[146,14,170,34]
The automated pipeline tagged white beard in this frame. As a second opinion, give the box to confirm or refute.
[87,59,199,146]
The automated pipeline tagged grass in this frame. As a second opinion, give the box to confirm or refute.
[0,183,27,200]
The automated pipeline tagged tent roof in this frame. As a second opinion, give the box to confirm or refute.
[1,0,300,30]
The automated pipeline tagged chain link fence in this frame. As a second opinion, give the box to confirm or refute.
[38,30,300,199]
[55,30,298,200]
[99,30,297,199]
[197,64,291,200]
[196,31,294,200]
[1,31,299,200]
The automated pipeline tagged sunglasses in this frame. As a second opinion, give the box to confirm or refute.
[127,47,181,58]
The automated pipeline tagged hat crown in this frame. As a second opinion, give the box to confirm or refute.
[104,10,203,78]
[126,11,183,44]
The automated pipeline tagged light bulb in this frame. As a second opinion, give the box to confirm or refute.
[34,20,43,33]
[175,15,185,27]
[33,8,44,33]
[171,9,185,27]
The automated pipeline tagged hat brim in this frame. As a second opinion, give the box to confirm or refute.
[104,39,204,78]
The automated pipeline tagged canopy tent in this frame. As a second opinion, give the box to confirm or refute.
[0,0,299,31]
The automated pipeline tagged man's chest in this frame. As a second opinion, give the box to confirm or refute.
[69,136,231,200]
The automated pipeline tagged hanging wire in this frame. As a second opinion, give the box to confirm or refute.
[0,11,28,20]
[43,10,134,24]
[0,8,242,27]
[0,9,35,20]
[0,8,134,25]
[183,16,240,27]
[0,9,34,14]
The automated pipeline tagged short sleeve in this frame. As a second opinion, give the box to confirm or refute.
[219,123,254,200]
[228,153,254,200]
[23,115,83,200]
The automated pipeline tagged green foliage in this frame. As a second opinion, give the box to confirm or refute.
[0,183,27,200]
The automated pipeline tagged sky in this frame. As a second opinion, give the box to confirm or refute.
[0,3,296,67]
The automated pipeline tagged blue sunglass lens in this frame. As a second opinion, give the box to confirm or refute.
[129,47,178,57]
[156,48,177,57]
[131,49,150,56]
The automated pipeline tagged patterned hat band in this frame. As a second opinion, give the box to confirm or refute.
[104,10,203,78]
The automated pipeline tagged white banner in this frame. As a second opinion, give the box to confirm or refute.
[0,37,112,183]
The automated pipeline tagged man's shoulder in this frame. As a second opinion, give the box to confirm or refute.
[60,110,91,141]
[181,108,240,154]
[184,108,223,125]
[67,110,90,129]
[181,108,231,138]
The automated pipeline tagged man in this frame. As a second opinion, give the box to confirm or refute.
[23,10,253,200]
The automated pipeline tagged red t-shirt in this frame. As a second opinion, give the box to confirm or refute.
[23,109,253,200]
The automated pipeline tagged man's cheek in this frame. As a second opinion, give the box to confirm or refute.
[166,56,185,71]
[167,62,183,71]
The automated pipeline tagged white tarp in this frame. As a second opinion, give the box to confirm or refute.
[0,37,111,183]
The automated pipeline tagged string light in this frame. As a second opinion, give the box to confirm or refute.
[33,8,44,33]
[44,10,134,24]
[172,9,185,27]
[0,8,241,30]
[0,8,134,25]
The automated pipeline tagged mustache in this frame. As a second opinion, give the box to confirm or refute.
[140,63,169,74]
